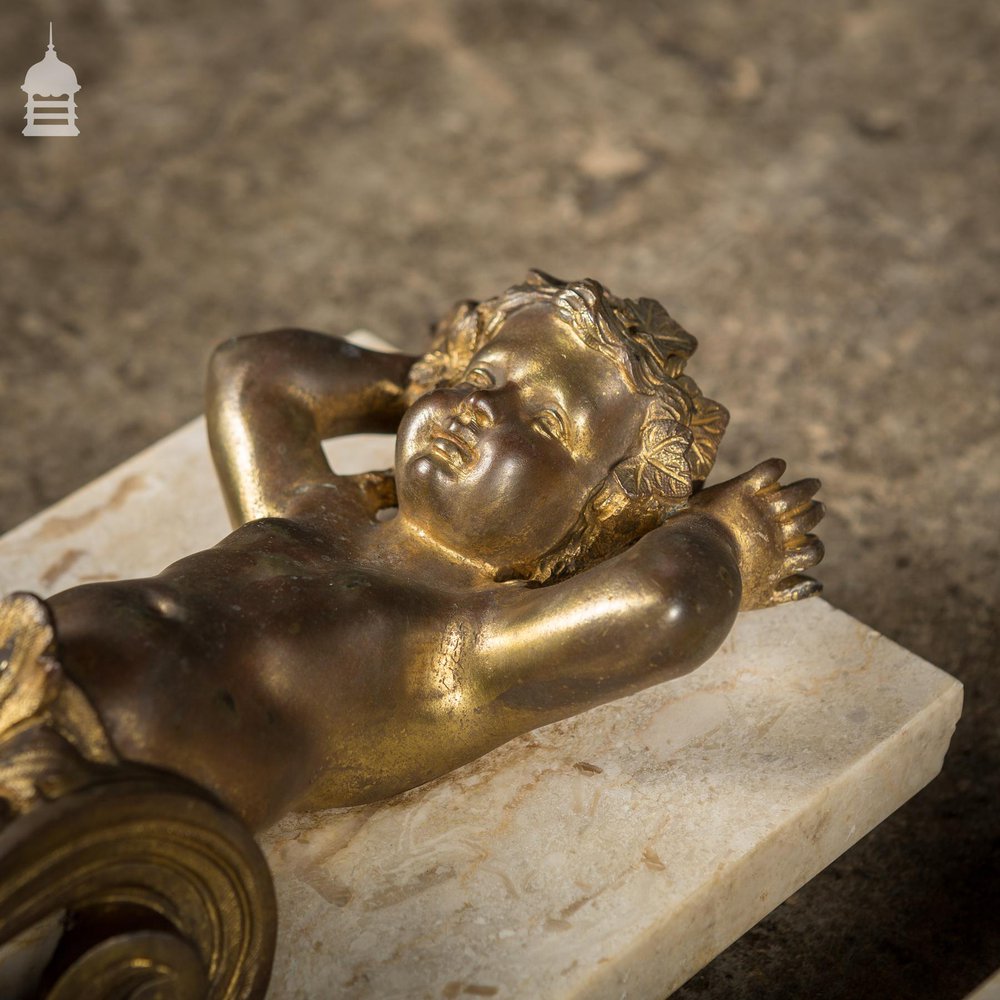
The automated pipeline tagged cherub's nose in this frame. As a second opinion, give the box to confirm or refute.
[460,385,513,427]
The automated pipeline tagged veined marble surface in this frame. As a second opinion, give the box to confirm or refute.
[0,334,962,999]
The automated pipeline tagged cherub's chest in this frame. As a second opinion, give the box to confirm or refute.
[222,560,447,689]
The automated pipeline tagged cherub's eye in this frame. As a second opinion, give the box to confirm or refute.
[461,367,495,388]
[532,407,568,443]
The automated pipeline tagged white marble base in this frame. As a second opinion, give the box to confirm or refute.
[0,334,962,999]
[968,969,1000,1000]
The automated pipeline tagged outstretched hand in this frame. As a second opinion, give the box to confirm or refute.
[689,458,825,611]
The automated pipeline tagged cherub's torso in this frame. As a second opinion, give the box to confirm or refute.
[52,502,520,827]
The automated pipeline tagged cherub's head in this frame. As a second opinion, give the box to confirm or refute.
[394,271,728,583]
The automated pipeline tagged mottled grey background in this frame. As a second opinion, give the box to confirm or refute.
[1,1,997,997]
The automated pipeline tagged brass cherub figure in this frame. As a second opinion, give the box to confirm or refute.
[0,272,823,998]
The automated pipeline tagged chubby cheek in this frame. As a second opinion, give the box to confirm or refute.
[464,436,588,556]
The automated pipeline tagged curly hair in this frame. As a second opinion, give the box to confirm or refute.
[402,271,729,584]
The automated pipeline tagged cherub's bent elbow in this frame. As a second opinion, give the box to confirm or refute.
[648,586,738,677]
[208,330,292,389]
[638,529,742,679]
[206,333,262,408]
[207,331,324,425]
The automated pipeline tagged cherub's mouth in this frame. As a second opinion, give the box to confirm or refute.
[429,426,476,465]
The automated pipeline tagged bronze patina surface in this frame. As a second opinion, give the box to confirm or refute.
[0,272,823,997]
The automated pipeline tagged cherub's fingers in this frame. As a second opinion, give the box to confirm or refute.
[772,574,823,604]
[745,458,787,493]
[782,534,825,574]
[768,478,821,516]
[780,499,826,539]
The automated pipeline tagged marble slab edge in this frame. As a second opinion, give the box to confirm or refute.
[596,665,961,999]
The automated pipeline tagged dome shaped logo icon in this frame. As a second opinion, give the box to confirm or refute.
[22,23,81,137]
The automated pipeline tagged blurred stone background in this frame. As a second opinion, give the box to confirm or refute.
[0,1,997,997]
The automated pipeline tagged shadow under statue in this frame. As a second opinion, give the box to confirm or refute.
[0,272,824,998]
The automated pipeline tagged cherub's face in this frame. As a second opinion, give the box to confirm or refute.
[395,302,648,572]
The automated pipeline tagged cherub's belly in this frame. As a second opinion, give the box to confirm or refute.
[49,557,400,828]
[50,539,496,826]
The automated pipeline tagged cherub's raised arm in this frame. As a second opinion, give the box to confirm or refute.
[206,329,419,525]
[476,511,741,725]
[474,459,824,732]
